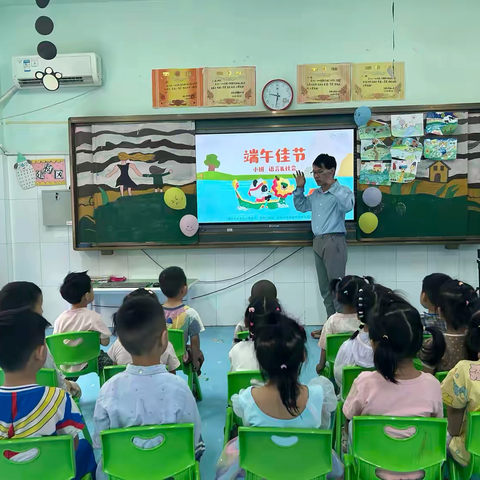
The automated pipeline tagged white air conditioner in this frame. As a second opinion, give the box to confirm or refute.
[12,53,102,89]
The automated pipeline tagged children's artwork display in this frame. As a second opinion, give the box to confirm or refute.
[352,62,405,101]
[424,138,457,161]
[389,159,418,184]
[390,138,423,161]
[196,129,355,223]
[74,122,197,245]
[360,139,391,161]
[152,68,203,108]
[297,63,350,103]
[358,120,391,140]
[359,161,391,186]
[425,112,458,135]
[391,114,424,137]
[203,66,255,107]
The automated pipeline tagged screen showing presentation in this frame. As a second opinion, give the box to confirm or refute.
[196,128,354,224]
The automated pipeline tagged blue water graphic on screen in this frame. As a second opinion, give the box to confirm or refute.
[196,129,354,224]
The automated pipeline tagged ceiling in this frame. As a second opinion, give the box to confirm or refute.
[0,0,155,6]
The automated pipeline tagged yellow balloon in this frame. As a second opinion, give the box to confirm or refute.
[164,187,186,211]
[358,212,378,234]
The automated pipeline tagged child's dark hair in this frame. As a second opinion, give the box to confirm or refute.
[114,296,166,356]
[60,271,92,304]
[244,297,282,338]
[150,165,167,174]
[0,282,42,311]
[437,279,477,330]
[159,266,187,299]
[330,275,374,307]
[254,315,307,416]
[250,280,277,301]
[357,283,445,382]
[0,309,49,372]
[466,304,480,359]
[422,273,451,308]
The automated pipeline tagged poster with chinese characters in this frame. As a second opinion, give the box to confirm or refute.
[203,66,255,107]
[195,129,354,223]
[31,158,66,186]
[152,68,203,108]
[297,63,351,103]
[352,62,405,101]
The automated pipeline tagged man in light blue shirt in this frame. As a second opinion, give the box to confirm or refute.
[294,154,354,329]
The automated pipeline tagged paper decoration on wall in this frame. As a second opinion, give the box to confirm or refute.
[354,106,371,127]
[31,158,66,185]
[35,16,54,35]
[391,114,424,137]
[359,161,391,186]
[203,66,256,107]
[358,212,378,234]
[36,0,50,7]
[35,67,62,91]
[180,214,199,237]
[352,62,405,101]
[389,159,418,184]
[297,63,350,103]
[14,154,36,190]
[362,187,382,207]
[358,120,391,140]
[390,138,423,161]
[424,138,457,161]
[360,139,391,161]
[425,112,458,135]
[152,68,203,108]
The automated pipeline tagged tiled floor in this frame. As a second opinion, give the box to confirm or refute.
[76,326,320,478]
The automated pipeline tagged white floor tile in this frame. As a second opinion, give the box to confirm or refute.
[396,281,423,311]
[186,249,216,281]
[273,247,304,283]
[215,282,247,326]
[156,249,187,272]
[42,286,70,324]
[189,283,217,326]
[12,243,42,285]
[303,247,318,283]
[10,199,40,243]
[99,251,128,277]
[396,245,428,282]
[276,282,306,322]
[41,243,70,287]
[346,246,366,276]
[0,200,6,244]
[127,250,160,279]
[426,245,460,279]
[364,245,397,282]
[304,282,327,326]
[0,244,9,287]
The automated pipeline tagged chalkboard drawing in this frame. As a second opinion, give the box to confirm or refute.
[391,113,424,137]
[14,154,36,190]
[106,152,153,197]
[428,161,450,183]
[359,161,391,186]
[361,139,391,161]
[391,138,423,162]
[358,120,391,140]
[426,112,458,136]
[204,154,220,172]
[390,159,418,184]
[143,165,173,193]
[424,138,457,161]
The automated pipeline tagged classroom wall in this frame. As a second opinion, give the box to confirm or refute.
[0,0,479,325]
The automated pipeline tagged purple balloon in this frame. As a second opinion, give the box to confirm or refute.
[362,187,382,207]
[180,215,199,237]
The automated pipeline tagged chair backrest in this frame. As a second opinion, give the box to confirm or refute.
[239,427,332,480]
[0,368,57,388]
[167,329,186,359]
[341,366,375,401]
[351,416,447,479]
[227,370,263,406]
[237,331,250,341]
[463,411,480,477]
[435,371,447,383]
[46,331,100,365]
[100,424,196,480]
[0,435,75,480]
[325,333,351,364]
[102,365,127,385]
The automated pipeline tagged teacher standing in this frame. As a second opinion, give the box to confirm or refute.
[293,153,354,338]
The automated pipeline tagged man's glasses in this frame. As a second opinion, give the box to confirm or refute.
[311,170,325,177]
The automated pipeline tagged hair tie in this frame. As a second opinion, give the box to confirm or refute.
[466,300,470,306]
[459,281,464,286]
[248,307,255,313]
[250,322,254,326]
[344,290,348,294]
[280,364,287,370]
[359,289,364,293]
[383,335,389,340]
[276,307,280,311]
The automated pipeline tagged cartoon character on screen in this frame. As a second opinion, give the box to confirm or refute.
[143,165,173,193]
[271,176,295,206]
[14,154,36,190]
[248,179,272,205]
[106,152,155,197]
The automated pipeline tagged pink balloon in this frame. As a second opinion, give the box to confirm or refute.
[179,215,199,237]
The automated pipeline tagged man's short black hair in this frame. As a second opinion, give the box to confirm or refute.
[422,273,452,308]
[313,153,337,171]
[115,296,166,356]
[0,282,42,311]
[159,266,187,299]
[0,309,49,372]
[60,271,92,304]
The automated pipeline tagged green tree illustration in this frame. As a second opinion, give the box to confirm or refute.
[204,153,220,172]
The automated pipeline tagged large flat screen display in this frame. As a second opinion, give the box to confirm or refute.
[196,129,354,224]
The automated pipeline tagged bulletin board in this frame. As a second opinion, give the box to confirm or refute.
[69,103,480,250]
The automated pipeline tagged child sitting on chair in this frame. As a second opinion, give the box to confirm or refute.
[316,275,373,374]
[233,279,277,343]
[419,273,451,332]
[54,271,113,376]
[108,289,180,373]
[0,281,81,398]
[229,297,281,372]
[0,309,96,480]
[217,314,341,480]
[159,267,205,373]
[93,295,204,480]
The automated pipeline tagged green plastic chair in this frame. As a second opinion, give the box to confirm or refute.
[239,427,333,480]
[320,333,352,379]
[344,416,448,480]
[46,331,100,378]
[224,370,263,445]
[100,424,200,480]
[101,365,127,386]
[435,371,447,383]
[447,411,480,480]
[237,331,250,341]
[0,368,57,387]
[0,435,92,480]
[167,329,202,401]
